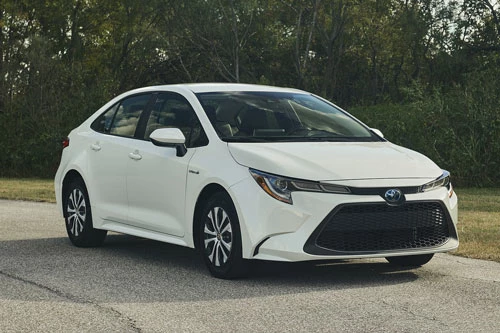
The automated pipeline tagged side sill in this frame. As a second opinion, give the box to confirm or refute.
[100,221,191,248]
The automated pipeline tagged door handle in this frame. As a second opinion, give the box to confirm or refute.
[90,143,101,151]
[128,151,142,161]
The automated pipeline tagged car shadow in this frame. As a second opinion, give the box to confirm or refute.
[0,233,421,303]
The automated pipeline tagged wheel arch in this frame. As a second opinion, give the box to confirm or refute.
[192,183,229,250]
[61,169,87,217]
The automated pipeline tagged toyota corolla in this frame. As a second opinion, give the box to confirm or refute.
[55,83,458,279]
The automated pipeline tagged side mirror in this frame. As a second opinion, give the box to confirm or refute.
[150,128,187,157]
[370,128,384,139]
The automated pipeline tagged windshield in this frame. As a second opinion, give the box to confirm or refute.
[196,91,378,142]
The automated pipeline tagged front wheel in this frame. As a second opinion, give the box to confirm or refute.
[64,179,107,247]
[386,254,434,267]
[198,192,248,279]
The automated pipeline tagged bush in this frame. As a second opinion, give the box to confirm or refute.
[0,36,116,178]
[349,71,500,186]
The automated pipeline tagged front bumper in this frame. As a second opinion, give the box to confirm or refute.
[230,177,458,261]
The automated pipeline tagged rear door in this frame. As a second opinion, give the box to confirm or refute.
[87,93,153,223]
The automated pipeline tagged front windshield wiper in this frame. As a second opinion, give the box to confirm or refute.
[224,136,373,143]
[223,135,376,143]
[276,136,357,142]
[223,137,270,142]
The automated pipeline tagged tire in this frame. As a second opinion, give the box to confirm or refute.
[64,179,107,247]
[197,192,248,279]
[385,254,434,267]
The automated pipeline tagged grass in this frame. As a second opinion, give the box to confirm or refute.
[0,178,56,203]
[454,187,500,262]
[0,178,498,262]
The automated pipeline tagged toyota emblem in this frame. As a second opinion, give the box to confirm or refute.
[384,189,405,205]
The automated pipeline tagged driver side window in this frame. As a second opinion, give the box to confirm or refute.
[144,93,208,148]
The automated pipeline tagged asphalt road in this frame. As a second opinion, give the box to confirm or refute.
[1,199,499,333]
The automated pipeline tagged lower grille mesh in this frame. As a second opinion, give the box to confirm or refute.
[314,202,450,252]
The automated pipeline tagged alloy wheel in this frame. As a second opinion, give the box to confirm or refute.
[66,188,86,237]
[204,206,233,267]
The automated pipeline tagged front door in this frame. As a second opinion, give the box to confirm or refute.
[126,92,208,236]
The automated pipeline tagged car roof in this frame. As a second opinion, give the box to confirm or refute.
[184,83,305,94]
[129,83,307,94]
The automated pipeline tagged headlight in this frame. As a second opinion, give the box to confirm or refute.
[249,169,350,204]
[420,170,453,197]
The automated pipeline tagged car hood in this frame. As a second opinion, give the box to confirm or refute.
[227,142,442,182]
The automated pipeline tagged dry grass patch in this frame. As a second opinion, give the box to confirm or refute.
[455,210,500,261]
[0,178,55,203]
[454,188,500,262]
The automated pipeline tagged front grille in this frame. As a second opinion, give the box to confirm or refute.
[306,201,452,254]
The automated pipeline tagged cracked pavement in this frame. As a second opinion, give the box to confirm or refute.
[1,199,499,332]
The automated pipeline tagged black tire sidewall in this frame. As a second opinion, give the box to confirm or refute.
[64,180,104,247]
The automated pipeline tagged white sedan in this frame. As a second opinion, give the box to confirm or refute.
[55,83,458,279]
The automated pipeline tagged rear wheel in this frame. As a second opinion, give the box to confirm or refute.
[198,192,248,279]
[64,179,107,247]
[385,254,434,267]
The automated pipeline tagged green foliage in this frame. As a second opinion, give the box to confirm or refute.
[350,67,500,186]
[0,0,499,184]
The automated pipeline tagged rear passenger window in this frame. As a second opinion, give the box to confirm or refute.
[91,103,119,133]
[110,95,151,137]
[91,94,151,138]
[144,93,208,148]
